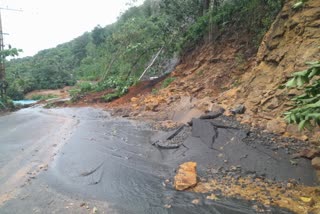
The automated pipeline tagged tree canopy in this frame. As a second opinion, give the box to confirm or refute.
[5,0,283,100]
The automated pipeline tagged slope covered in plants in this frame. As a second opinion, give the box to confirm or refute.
[120,0,320,142]
[5,0,282,101]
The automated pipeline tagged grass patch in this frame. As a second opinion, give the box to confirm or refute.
[161,77,175,88]
[152,88,159,95]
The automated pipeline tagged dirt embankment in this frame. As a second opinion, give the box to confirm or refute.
[47,1,319,153]
[109,0,320,143]
[231,0,320,141]
[25,87,72,99]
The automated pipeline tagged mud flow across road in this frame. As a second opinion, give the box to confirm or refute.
[0,107,310,213]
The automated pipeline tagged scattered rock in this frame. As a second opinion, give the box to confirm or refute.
[151,126,190,149]
[191,86,204,93]
[300,197,314,206]
[191,199,200,205]
[266,119,287,134]
[164,204,171,209]
[301,135,309,141]
[230,105,246,115]
[266,97,280,110]
[39,164,48,171]
[309,207,320,214]
[199,108,225,120]
[174,162,198,191]
[92,207,98,213]
[145,102,159,111]
[130,97,138,102]
[206,194,218,200]
[299,149,320,159]
[312,157,320,170]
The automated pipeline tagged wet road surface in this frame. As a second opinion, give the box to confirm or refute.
[0,107,295,213]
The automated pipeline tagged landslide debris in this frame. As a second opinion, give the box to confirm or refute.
[174,162,198,191]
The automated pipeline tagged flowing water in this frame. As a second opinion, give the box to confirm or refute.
[12,100,37,105]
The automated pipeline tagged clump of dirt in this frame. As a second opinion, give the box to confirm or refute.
[106,76,167,108]
[193,176,320,214]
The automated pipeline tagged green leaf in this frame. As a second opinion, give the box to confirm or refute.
[308,67,319,78]
[296,75,309,87]
[286,77,297,87]
[291,113,298,123]
[292,69,309,77]
[305,100,320,108]
[298,120,306,130]
[305,61,320,66]
[306,113,320,120]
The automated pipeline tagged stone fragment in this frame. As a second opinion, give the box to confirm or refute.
[300,197,314,206]
[299,149,320,159]
[266,119,287,134]
[199,107,225,120]
[130,97,138,102]
[192,199,200,205]
[145,102,159,111]
[266,97,280,110]
[174,162,197,191]
[312,157,320,170]
[230,105,246,115]
[92,207,98,213]
[164,204,171,209]
[206,194,218,200]
[309,208,320,214]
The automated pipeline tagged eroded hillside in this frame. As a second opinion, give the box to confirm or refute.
[119,0,320,143]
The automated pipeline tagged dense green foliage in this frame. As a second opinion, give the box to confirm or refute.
[0,95,14,111]
[285,61,320,130]
[181,0,283,50]
[5,44,78,99]
[0,47,21,110]
[0,47,22,59]
[5,0,283,101]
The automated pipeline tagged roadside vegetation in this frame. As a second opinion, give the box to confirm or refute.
[5,0,283,102]
[285,61,320,130]
[0,46,21,111]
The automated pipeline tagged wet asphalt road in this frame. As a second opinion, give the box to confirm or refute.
[0,107,294,214]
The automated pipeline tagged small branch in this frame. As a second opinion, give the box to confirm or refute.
[138,46,164,81]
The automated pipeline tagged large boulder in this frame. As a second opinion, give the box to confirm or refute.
[174,162,198,191]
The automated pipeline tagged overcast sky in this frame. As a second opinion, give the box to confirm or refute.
[0,0,144,58]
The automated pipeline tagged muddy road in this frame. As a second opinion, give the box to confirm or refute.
[0,107,313,213]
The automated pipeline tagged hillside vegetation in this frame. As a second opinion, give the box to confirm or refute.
[5,0,283,100]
